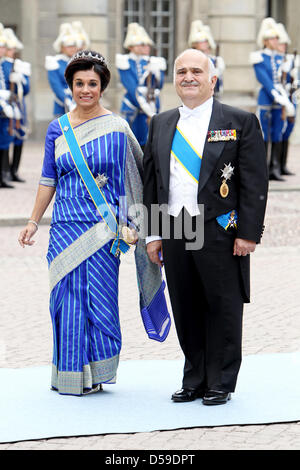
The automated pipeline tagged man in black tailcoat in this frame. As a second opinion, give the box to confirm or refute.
[143,49,268,405]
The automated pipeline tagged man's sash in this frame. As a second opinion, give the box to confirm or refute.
[58,113,129,256]
[171,126,238,230]
[171,127,202,183]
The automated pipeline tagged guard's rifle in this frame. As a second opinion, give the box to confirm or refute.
[146,53,157,126]
[8,58,21,136]
[280,52,287,121]
[215,42,220,61]
[214,42,221,96]
[290,49,299,96]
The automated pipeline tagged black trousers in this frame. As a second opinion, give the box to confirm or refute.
[162,213,245,393]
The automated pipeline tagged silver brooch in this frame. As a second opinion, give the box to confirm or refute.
[63,126,69,132]
[95,173,109,188]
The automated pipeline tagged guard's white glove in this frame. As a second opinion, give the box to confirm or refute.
[281,58,293,74]
[1,102,14,119]
[136,86,156,117]
[146,61,161,81]
[271,88,296,117]
[0,90,11,100]
[9,71,23,84]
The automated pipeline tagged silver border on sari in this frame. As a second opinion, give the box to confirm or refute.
[49,222,114,292]
[51,354,119,395]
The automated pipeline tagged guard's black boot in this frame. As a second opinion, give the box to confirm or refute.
[280,140,295,176]
[2,148,12,181]
[10,144,25,182]
[0,149,14,188]
[269,142,285,181]
[264,140,269,156]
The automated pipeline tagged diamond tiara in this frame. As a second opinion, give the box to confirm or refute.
[69,51,107,66]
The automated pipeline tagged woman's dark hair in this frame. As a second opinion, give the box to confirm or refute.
[64,50,111,92]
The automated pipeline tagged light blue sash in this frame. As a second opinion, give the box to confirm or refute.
[58,113,129,256]
[171,127,202,183]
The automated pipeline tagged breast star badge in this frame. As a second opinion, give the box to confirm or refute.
[220,163,234,198]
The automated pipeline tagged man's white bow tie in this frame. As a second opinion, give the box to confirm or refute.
[179,106,202,119]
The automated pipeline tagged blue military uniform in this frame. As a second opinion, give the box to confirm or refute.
[0,26,32,185]
[9,58,31,182]
[250,17,296,181]
[116,52,166,147]
[0,57,15,149]
[250,48,286,143]
[45,22,85,117]
[0,55,21,187]
[251,48,295,181]
[210,55,225,97]
[278,50,300,175]
[45,54,73,117]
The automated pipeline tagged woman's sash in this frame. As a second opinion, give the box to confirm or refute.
[57,113,171,343]
[58,113,129,256]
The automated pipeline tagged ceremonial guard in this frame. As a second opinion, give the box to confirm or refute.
[4,28,31,183]
[116,23,166,149]
[250,17,295,181]
[0,23,12,188]
[45,23,89,117]
[0,25,25,188]
[188,20,225,98]
[276,23,299,176]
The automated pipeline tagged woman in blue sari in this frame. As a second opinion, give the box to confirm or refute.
[18,51,170,396]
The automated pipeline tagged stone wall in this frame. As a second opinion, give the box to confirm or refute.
[3,0,300,138]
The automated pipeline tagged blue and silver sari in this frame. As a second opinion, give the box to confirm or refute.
[41,113,170,396]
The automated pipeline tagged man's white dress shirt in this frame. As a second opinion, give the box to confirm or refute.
[146,97,213,244]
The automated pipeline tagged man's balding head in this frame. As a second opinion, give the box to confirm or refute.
[173,49,217,108]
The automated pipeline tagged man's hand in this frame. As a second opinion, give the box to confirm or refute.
[146,240,164,267]
[233,238,256,257]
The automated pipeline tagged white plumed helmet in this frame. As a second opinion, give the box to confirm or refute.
[3,28,23,50]
[123,23,153,49]
[72,21,90,49]
[53,23,78,53]
[0,23,7,47]
[276,23,291,45]
[188,20,216,50]
[257,17,279,48]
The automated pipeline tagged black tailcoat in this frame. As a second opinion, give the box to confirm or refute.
[143,98,268,391]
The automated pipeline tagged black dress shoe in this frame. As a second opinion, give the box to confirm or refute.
[281,168,295,176]
[202,390,231,406]
[171,387,205,402]
[269,172,285,181]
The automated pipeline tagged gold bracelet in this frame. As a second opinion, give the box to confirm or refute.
[28,220,38,230]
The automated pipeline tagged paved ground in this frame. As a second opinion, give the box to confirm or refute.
[0,141,299,450]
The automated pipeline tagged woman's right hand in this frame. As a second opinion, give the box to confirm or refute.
[18,222,38,248]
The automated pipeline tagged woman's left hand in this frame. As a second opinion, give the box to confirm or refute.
[18,223,38,248]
